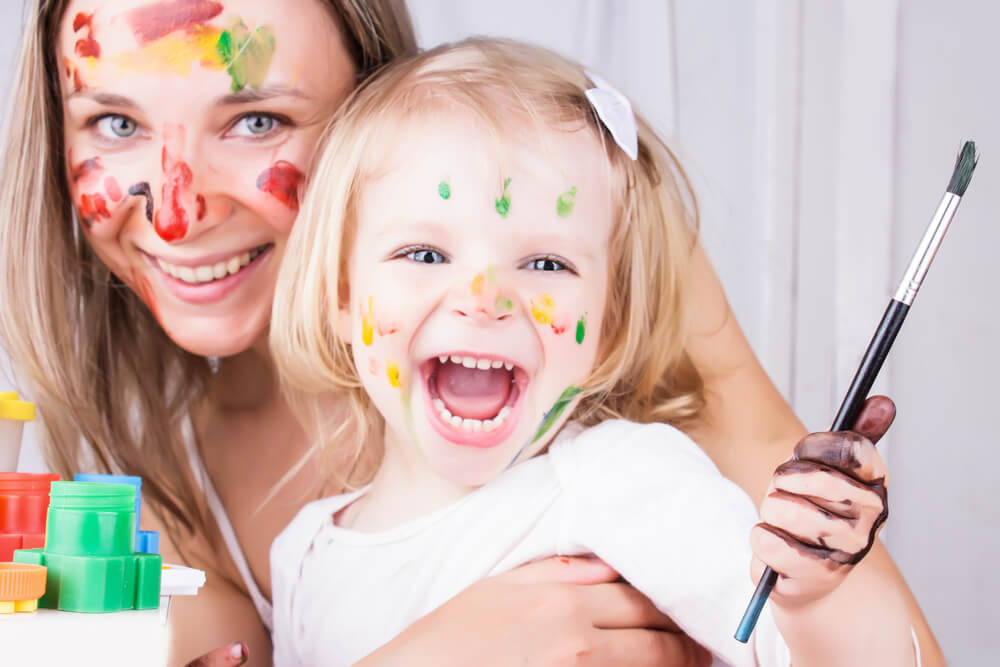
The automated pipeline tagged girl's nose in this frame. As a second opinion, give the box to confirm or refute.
[449,270,517,323]
[152,124,228,242]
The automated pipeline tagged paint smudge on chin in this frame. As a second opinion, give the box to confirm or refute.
[361,296,375,346]
[575,314,586,344]
[495,177,512,218]
[386,361,401,389]
[104,176,123,203]
[73,13,101,59]
[556,186,578,218]
[155,127,193,241]
[71,157,103,183]
[78,193,110,227]
[126,0,223,44]
[256,161,303,211]
[128,182,154,223]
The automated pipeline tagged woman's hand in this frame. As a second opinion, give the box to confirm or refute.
[360,556,711,666]
[184,641,248,667]
[751,395,894,607]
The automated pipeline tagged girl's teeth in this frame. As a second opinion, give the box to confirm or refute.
[195,266,214,282]
[227,256,241,274]
[438,403,510,431]
[461,419,483,432]
[483,418,497,432]
[213,261,228,279]
[433,399,446,412]
[450,415,462,427]
[450,355,462,364]
[439,355,448,364]
[461,357,477,369]
[178,266,196,283]
[491,360,504,369]
[476,358,492,370]
[240,252,251,266]
[504,362,513,371]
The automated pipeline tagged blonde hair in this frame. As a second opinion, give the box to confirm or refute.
[0,0,417,537]
[272,38,704,486]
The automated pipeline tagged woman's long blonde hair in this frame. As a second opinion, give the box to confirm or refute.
[0,0,417,537]
[272,38,705,486]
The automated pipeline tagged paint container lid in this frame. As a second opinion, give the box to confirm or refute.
[0,393,34,421]
[0,563,46,602]
[0,472,60,494]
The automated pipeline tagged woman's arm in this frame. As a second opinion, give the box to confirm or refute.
[683,244,945,665]
[143,508,273,667]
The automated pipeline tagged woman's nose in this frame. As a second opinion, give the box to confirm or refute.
[151,124,227,242]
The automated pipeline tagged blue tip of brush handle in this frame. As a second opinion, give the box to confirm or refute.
[734,566,778,642]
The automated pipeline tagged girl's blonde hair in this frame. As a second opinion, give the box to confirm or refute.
[272,38,705,485]
[0,0,417,537]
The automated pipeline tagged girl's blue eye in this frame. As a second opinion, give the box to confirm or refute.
[96,115,138,138]
[407,249,447,264]
[526,258,566,272]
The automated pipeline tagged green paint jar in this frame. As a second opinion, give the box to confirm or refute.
[13,481,162,612]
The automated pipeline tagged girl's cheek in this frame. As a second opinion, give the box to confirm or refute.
[255,160,304,215]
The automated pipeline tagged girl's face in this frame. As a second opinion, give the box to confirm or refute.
[342,111,616,490]
[58,0,355,356]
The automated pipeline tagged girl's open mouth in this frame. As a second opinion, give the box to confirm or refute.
[420,353,529,448]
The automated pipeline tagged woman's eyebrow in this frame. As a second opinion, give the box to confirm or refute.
[214,85,311,106]
[66,91,139,108]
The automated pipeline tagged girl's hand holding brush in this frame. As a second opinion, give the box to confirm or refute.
[750,395,894,608]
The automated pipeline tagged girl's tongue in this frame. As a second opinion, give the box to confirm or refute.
[435,363,512,420]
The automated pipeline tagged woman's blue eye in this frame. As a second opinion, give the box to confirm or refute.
[526,258,566,272]
[241,114,275,135]
[96,115,138,138]
[407,249,447,264]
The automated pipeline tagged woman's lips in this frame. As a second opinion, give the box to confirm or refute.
[146,244,274,305]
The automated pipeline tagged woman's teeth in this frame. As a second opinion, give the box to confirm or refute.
[437,354,514,371]
[157,247,264,284]
[433,398,512,432]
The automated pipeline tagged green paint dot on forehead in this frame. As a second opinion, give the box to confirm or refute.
[438,181,451,200]
[495,177,512,218]
[216,19,276,92]
[557,186,578,218]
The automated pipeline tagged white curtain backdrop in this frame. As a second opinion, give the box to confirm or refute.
[0,1,995,661]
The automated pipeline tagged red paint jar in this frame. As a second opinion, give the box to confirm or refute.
[0,473,60,561]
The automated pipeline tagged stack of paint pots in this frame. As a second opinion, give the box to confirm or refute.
[14,481,162,612]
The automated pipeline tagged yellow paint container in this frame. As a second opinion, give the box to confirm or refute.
[0,393,35,471]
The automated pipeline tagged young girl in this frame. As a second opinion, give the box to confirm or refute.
[269,38,916,666]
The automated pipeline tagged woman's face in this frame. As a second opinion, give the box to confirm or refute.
[58,0,355,356]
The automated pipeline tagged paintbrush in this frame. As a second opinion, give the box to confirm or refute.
[734,140,979,643]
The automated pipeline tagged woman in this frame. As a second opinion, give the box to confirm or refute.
[0,0,941,665]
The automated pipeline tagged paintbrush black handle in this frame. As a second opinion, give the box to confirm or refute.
[735,298,910,642]
[831,299,910,431]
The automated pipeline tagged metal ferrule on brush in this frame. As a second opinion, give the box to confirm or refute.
[893,192,962,305]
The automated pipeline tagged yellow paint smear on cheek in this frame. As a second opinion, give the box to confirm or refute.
[531,294,555,325]
[111,26,226,76]
[386,361,401,388]
[362,296,375,346]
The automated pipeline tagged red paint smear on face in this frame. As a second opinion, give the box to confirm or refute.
[126,0,224,44]
[72,13,101,58]
[256,161,303,211]
[154,128,193,241]
[71,157,103,182]
[196,194,206,221]
[105,176,123,203]
[550,322,568,335]
[79,193,111,225]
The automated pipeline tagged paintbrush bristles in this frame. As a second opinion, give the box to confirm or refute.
[947,141,979,196]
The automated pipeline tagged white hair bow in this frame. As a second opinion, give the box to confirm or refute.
[584,70,638,161]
